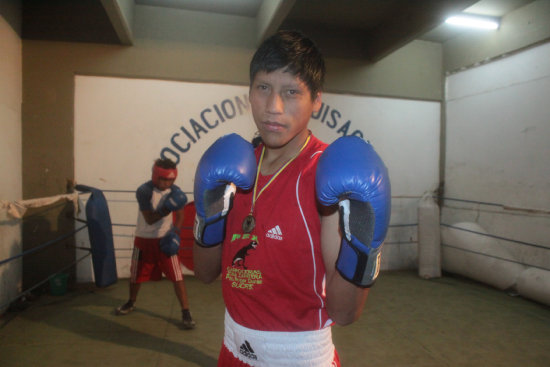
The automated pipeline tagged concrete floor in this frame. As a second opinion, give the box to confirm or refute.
[0,270,549,367]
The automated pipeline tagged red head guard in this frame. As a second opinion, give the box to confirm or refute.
[152,165,177,186]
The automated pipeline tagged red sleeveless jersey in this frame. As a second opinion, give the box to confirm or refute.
[221,134,332,332]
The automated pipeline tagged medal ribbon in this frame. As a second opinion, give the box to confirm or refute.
[250,134,311,215]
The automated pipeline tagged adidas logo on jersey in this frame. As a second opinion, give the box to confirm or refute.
[266,225,283,240]
[239,340,258,360]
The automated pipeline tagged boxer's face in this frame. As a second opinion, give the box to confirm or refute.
[156,177,175,191]
[249,68,321,151]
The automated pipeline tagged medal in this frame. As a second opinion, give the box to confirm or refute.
[245,134,311,234]
[242,214,256,233]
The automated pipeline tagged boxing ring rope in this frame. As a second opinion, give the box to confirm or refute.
[0,225,89,268]
[95,190,550,248]
[85,189,550,271]
[386,194,550,278]
[0,197,92,313]
[435,194,550,306]
[0,253,91,313]
[439,196,549,269]
[439,227,549,271]
[96,189,194,252]
[2,187,547,310]
[0,186,126,315]
[440,242,549,272]
[440,223,548,251]
[93,190,549,252]
[441,196,550,215]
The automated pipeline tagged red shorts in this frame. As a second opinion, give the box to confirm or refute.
[130,237,183,283]
[216,343,341,367]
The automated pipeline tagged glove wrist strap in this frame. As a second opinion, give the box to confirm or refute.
[336,237,381,288]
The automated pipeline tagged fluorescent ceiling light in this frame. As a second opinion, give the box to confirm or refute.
[445,14,500,30]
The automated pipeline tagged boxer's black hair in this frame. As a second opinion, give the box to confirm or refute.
[154,158,176,169]
[249,30,325,101]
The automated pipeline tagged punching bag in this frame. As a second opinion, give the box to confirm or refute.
[76,185,117,287]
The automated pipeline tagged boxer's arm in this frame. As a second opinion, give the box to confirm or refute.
[141,204,185,226]
[140,209,166,225]
[193,134,257,247]
[136,183,187,225]
[193,242,222,283]
[158,185,187,216]
[321,207,369,326]
[192,134,256,283]
[136,183,164,225]
[173,206,185,232]
[316,136,391,325]
[159,230,180,256]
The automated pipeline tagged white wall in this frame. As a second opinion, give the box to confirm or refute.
[0,15,22,312]
[74,75,440,280]
[442,41,550,304]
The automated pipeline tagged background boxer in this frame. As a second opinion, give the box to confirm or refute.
[193,30,390,366]
[116,158,195,330]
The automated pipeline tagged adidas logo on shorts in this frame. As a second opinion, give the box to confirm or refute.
[266,225,283,240]
[239,340,258,360]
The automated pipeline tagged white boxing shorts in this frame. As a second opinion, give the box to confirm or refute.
[223,309,337,367]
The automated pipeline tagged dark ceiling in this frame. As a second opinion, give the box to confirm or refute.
[21,0,486,62]
[22,0,121,45]
[279,0,478,61]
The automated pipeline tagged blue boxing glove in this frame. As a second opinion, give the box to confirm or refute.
[316,136,391,287]
[193,134,257,247]
[158,185,188,217]
[159,230,181,256]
